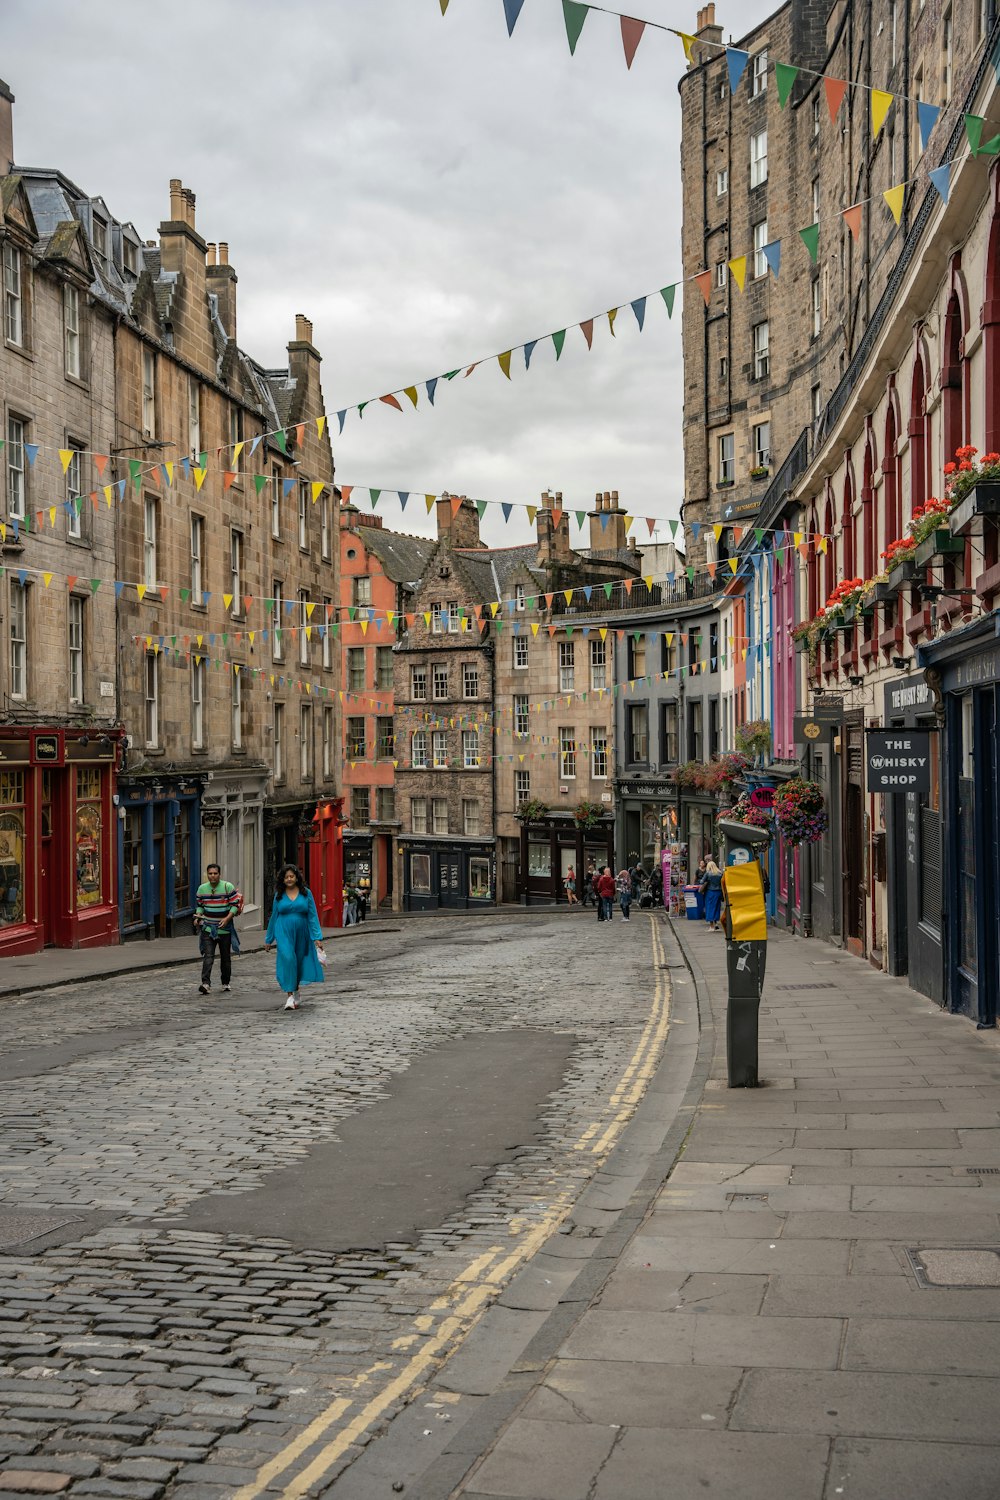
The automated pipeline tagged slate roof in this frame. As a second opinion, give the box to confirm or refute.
[357,524,436,587]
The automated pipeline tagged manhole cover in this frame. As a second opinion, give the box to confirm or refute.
[773,983,838,991]
[907,1248,1000,1288]
[0,1212,81,1250]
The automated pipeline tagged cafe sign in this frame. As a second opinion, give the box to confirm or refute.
[866,730,933,793]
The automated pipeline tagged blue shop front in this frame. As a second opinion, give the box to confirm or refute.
[921,617,1000,1028]
[397,836,495,912]
[117,773,204,940]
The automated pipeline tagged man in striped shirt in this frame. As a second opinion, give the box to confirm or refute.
[194,864,240,995]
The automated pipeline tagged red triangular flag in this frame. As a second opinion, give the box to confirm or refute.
[223,471,237,491]
[825,76,847,122]
[695,271,712,307]
[93,454,109,478]
[450,495,463,518]
[620,16,645,69]
[66,575,78,590]
[843,203,863,241]
[551,508,563,529]
[580,318,594,349]
[295,423,305,448]
[341,484,353,504]
[646,517,656,537]
[379,394,403,411]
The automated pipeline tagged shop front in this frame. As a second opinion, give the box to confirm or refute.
[922,619,1000,1027]
[309,798,345,929]
[200,771,267,931]
[617,777,678,886]
[398,836,495,912]
[518,813,613,904]
[117,770,204,942]
[0,728,121,955]
[882,672,944,1004]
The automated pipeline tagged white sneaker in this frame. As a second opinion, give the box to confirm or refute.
[283,995,298,1011]
[222,984,231,993]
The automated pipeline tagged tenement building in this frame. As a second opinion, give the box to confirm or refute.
[681,2,1000,1028]
[0,81,341,948]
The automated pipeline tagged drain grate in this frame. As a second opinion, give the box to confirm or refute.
[773,983,838,991]
[727,1192,769,1205]
[967,1167,1000,1175]
[906,1247,1000,1289]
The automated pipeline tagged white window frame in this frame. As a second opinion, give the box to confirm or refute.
[514,583,526,611]
[64,284,81,378]
[432,729,448,768]
[322,706,333,778]
[143,496,158,588]
[462,728,480,768]
[431,602,443,634]
[752,219,769,279]
[142,349,156,438]
[591,730,608,780]
[298,480,308,550]
[752,49,768,95]
[9,580,26,700]
[411,730,428,768]
[812,178,820,225]
[716,168,729,197]
[558,640,575,692]
[271,466,281,538]
[447,599,460,635]
[3,243,22,346]
[322,599,333,669]
[514,694,529,736]
[190,514,204,600]
[515,769,530,804]
[411,796,428,833]
[411,664,427,701]
[188,377,200,458]
[376,645,393,690]
[7,415,25,520]
[462,799,480,837]
[320,493,331,558]
[347,647,365,693]
[559,727,576,780]
[750,130,768,187]
[462,661,478,699]
[298,588,309,666]
[812,278,821,338]
[273,701,284,781]
[230,529,244,608]
[514,635,529,670]
[231,666,243,750]
[431,797,449,834]
[352,575,372,608]
[812,94,821,137]
[300,704,312,779]
[68,595,84,705]
[590,637,606,690]
[272,581,284,661]
[718,432,735,484]
[753,321,770,379]
[432,663,449,701]
[715,260,727,290]
[191,655,205,750]
[144,651,159,747]
[753,421,771,470]
[66,445,84,539]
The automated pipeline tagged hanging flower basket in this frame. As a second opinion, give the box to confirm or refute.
[573,798,605,829]
[773,778,828,846]
[718,791,772,831]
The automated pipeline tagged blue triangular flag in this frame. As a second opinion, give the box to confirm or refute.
[249,434,262,458]
[282,478,295,497]
[17,569,27,585]
[667,571,675,586]
[180,456,191,479]
[917,101,940,152]
[114,580,125,598]
[762,240,781,279]
[24,443,38,467]
[726,47,749,93]
[583,585,593,601]
[600,512,609,530]
[503,0,525,35]
[630,297,646,332]
[524,339,538,370]
[426,377,438,405]
[337,410,347,434]
[691,522,701,540]
[398,491,409,510]
[928,163,951,203]
[117,480,126,500]
[202,592,211,606]
[501,503,513,522]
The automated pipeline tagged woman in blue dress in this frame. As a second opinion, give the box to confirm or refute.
[700,859,724,930]
[264,864,326,1010]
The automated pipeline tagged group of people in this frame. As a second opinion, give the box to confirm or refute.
[564,858,664,920]
[194,862,326,1011]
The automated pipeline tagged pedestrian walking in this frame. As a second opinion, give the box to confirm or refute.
[582,860,598,908]
[342,883,358,926]
[700,859,724,930]
[650,865,663,907]
[616,867,633,921]
[264,864,326,1010]
[193,863,240,995]
[564,866,579,905]
[597,866,616,923]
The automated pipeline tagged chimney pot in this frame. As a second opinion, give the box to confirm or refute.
[218,241,229,266]
[206,242,217,266]
[169,179,184,220]
[295,313,313,343]
[611,490,619,510]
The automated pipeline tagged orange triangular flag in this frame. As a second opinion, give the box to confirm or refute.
[825,76,848,122]
[93,454,109,478]
[580,319,594,349]
[695,271,712,306]
[843,203,863,241]
[621,16,645,68]
[223,471,237,491]
[450,496,463,518]
[379,394,403,411]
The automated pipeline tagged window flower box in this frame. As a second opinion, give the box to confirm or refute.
[948,481,1000,535]
[885,558,918,592]
[750,467,770,481]
[872,580,896,604]
[913,528,965,567]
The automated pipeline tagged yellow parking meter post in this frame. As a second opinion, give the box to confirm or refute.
[717,818,771,1087]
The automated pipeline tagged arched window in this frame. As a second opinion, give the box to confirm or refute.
[823,493,835,601]
[807,504,820,619]
[862,434,876,578]
[942,290,967,468]
[909,352,928,513]
[883,402,899,552]
[842,472,855,580]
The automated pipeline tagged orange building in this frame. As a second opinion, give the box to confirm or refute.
[338,505,434,910]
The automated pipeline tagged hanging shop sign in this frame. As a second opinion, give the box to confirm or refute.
[866,729,934,793]
[201,810,225,830]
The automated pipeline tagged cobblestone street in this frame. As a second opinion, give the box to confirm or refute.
[0,911,675,1498]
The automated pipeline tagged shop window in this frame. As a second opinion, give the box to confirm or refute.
[173,804,191,910]
[528,841,551,877]
[122,807,142,926]
[411,852,432,891]
[0,771,25,927]
[469,857,490,898]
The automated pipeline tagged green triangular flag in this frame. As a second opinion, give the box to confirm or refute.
[264,599,274,614]
[90,578,101,594]
[669,519,679,538]
[799,223,820,263]
[575,510,586,527]
[552,329,566,360]
[776,548,785,566]
[348,606,357,622]
[603,582,614,599]
[476,500,487,519]
[180,588,191,603]
[966,113,985,154]
[562,0,588,54]
[274,429,288,454]
[775,61,798,107]
[660,285,676,318]
[369,488,381,507]
[357,401,368,416]
[129,459,142,492]
[754,529,765,544]
[74,496,82,515]
[254,474,267,495]
[980,133,1000,155]
[443,369,460,380]
[686,566,695,582]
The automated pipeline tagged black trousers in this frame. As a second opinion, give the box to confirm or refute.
[200,929,232,985]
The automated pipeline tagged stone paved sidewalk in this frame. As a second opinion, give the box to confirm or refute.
[418,920,1000,1500]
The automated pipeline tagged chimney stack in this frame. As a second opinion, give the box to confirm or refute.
[206,232,238,343]
[0,79,14,176]
[159,179,210,366]
[288,311,320,397]
[693,3,722,54]
[436,491,483,550]
[295,313,314,345]
[590,489,627,550]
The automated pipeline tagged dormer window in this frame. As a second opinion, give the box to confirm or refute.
[123,239,139,276]
[514,583,525,611]
[92,215,108,267]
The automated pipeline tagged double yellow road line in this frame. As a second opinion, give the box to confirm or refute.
[234,916,670,1500]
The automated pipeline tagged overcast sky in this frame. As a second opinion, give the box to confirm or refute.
[5,0,776,547]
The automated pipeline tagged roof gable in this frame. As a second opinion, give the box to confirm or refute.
[0,176,38,244]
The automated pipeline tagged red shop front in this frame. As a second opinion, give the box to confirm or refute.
[0,728,121,956]
[309,797,345,929]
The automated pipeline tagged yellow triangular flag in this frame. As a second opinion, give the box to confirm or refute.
[49,507,56,526]
[599,627,608,640]
[425,494,436,514]
[136,584,147,602]
[311,481,324,503]
[728,255,747,292]
[871,89,893,138]
[793,531,803,546]
[531,621,540,636]
[223,593,234,610]
[103,485,113,506]
[729,558,739,574]
[624,515,634,534]
[563,589,574,604]
[232,442,244,467]
[317,415,327,439]
[490,601,500,617]
[679,31,697,62]
[498,350,512,380]
[883,183,905,224]
[526,505,537,524]
[164,461,174,485]
[713,523,724,541]
[43,572,52,588]
[194,467,207,491]
[58,449,73,474]
[305,601,316,619]
[818,536,829,554]
[607,307,618,336]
